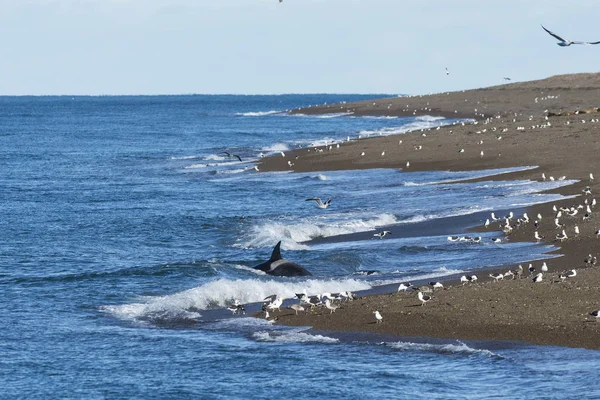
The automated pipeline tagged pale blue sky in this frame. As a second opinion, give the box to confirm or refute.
[1,0,599,95]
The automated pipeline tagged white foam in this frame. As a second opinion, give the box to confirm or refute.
[237,213,399,250]
[288,112,354,118]
[416,115,446,122]
[170,155,202,160]
[369,267,464,287]
[236,110,280,117]
[253,330,339,344]
[261,143,290,153]
[204,154,228,161]
[101,278,370,322]
[385,340,500,358]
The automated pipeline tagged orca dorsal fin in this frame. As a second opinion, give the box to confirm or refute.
[270,241,282,261]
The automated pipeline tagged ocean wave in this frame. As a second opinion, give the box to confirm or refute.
[253,330,339,344]
[236,110,280,117]
[261,143,290,153]
[416,115,446,121]
[169,155,203,160]
[236,213,399,250]
[384,340,502,358]
[369,267,464,286]
[288,112,354,118]
[100,277,370,323]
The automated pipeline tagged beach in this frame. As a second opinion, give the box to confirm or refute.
[258,72,600,349]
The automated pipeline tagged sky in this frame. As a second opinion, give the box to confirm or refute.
[1,0,599,95]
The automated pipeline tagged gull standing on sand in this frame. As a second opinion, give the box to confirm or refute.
[397,283,412,292]
[589,309,600,320]
[324,299,338,314]
[489,273,504,282]
[373,311,383,323]
[532,273,543,283]
[541,25,600,46]
[306,198,331,209]
[289,304,305,315]
[418,291,432,306]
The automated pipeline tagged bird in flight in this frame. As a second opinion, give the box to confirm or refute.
[222,151,242,162]
[306,198,332,209]
[541,25,600,46]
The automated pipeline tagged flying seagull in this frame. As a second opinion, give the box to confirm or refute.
[306,197,331,209]
[541,25,600,46]
[222,151,242,162]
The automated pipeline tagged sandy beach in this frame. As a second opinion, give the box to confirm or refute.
[257,73,600,350]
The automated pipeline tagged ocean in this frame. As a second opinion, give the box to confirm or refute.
[2,95,599,399]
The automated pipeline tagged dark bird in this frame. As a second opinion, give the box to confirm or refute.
[542,25,600,46]
[222,151,242,162]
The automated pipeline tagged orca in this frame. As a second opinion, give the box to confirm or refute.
[253,241,312,277]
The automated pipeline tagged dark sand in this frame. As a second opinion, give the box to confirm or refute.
[258,73,600,350]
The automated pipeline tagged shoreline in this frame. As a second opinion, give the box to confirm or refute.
[256,72,600,350]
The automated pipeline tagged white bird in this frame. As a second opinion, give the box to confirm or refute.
[429,281,444,290]
[492,238,502,244]
[589,309,600,320]
[373,230,392,239]
[406,161,410,168]
[556,229,568,241]
[266,296,283,311]
[445,67,450,75]
[306,197,331,209]
[532,273,543,283]
[324,299,338,314]
[591,173,595,181]
[460,275,469,285]
[485,219,490,228]
[489,272,504,282]
[418,291,432,306]
[373,310,383,323]
[567,269,577,278]
[397,283,412,292]
[575,225,580,236]
[289,304,305,315]
[541,25,600,46]
[541,262,548,272]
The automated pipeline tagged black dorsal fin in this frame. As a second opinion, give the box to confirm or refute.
[270,241,282,261]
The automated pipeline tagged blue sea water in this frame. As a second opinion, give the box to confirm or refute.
[1,95,599,399]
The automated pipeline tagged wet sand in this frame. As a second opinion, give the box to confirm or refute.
[257,73,600,350]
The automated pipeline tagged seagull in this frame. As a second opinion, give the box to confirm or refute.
[324,299,338,314]
[492,238,502,244]
[418,291,432,306]
[528,264,536,275]
[222,151,242,162]
[373,230,392,239]
[541,25,600,46]
[306,198,331,209]
[489,272,504,282]
[445,67,450,75]
[447,236,460,242]
[532,273,543,283]
[567,269,577,278]
[397,283,412,292]
[289,304,305,315]
[460,275,470,285]
[589,309,600,320]
[556,229,568,241]
[373,310,383,323]
[227,300,246,315]
[541,262,548,272]
[534,231,544,241]
[429,281,444,290]
[503,77,511,81]
[266,296,283,311]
